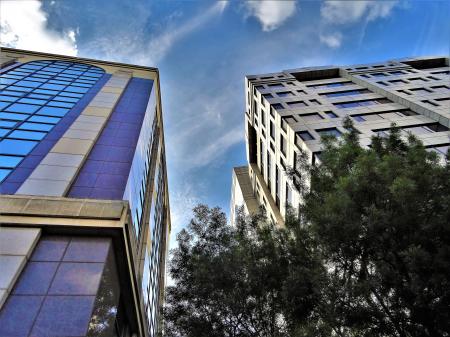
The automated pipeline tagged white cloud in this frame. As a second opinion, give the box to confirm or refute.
[83,1,227,66]
[319,32,342,48]
[321,1,399,24]
[0,0,78,56]
[245,0,297,32]
[145,1,228,65]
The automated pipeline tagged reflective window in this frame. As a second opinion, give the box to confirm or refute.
[0,60,105,181]
[317,127,342,137]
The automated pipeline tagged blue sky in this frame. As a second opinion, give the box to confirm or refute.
[1,0,449,247]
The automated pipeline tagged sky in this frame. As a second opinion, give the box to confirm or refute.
[1,0,449,248]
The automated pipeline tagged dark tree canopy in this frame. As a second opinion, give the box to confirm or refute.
[163,118,450,337]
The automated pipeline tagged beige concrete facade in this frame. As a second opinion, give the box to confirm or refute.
[233,56,449,225]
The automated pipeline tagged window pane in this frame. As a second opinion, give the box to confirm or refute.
[37,106,69,117]
[0,121,17,128]
[18,98,47,105]
[0,169,12,182]
[29,115,61,124]
[0,155,23,168]
[47,101,75,108]
[8,130,47,140]
[6,103,40,113]
[19,123,54,132]
[0,95,18,102]
[0,112,29,121]
[0,139,38,155]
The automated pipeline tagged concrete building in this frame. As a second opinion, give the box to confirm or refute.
[231,56,449,226]
[0,48,170,337]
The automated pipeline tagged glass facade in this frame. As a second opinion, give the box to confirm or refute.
[0,60,104,182]
[0,235,122,337]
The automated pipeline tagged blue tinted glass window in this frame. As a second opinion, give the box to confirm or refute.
[29,115,61,124]
[0,102,11,110]
[34,89,58,95]
[0,59,104,182]
[6,103,40,113]
[0,155,23,168]
[0,95,19,102]
[71,82,91,88]
[0,169,12,182]
[0,121,17,128]
[40,83,65,90]
[0,139,38,155]
[1,90,24,97]
[54,96,78,103]
[18,98,47,105]
[0,78,17,85]
[64,86,88,93]
[28,94,52,99]
[7,86,33,93]
[59,92,83,98]
[8,130,47,140]
[15,80,42,88]
[37,106,69,117]
[0,112,29,121]
[19,122,54,132]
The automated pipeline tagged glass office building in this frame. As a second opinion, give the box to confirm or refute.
[0,48,171,337]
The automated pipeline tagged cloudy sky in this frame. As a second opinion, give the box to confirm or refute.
[1,0,449,247]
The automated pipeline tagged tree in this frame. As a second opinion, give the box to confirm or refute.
[291,118,450,337]
[163,118,450,337]
[163,205,325,337]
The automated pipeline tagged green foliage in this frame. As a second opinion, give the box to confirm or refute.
[163,118,450,337]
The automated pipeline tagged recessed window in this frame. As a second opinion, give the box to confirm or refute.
[431,70,450,75]
[309,99,321,105]
[389,71,404,75]
[389,79,407,84]
[287,101,307,108]
[263,93,273,99]
[325,111,338,118]
[277,91,294,97]
[300,113,323,122]
[353,115,366,122]
[268,83,284,89]
[372,73,387,77]
[307,81,352,89]
[397,90,411,95]
[334,98,391,109]
[280,135,287,155]
[323,89,370,98]
[297,131,314,141]
[422,100,438,107]
[316,128,342,137]
[271,103,284,110]
[410,88,432,94]
[409,78,428,83]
